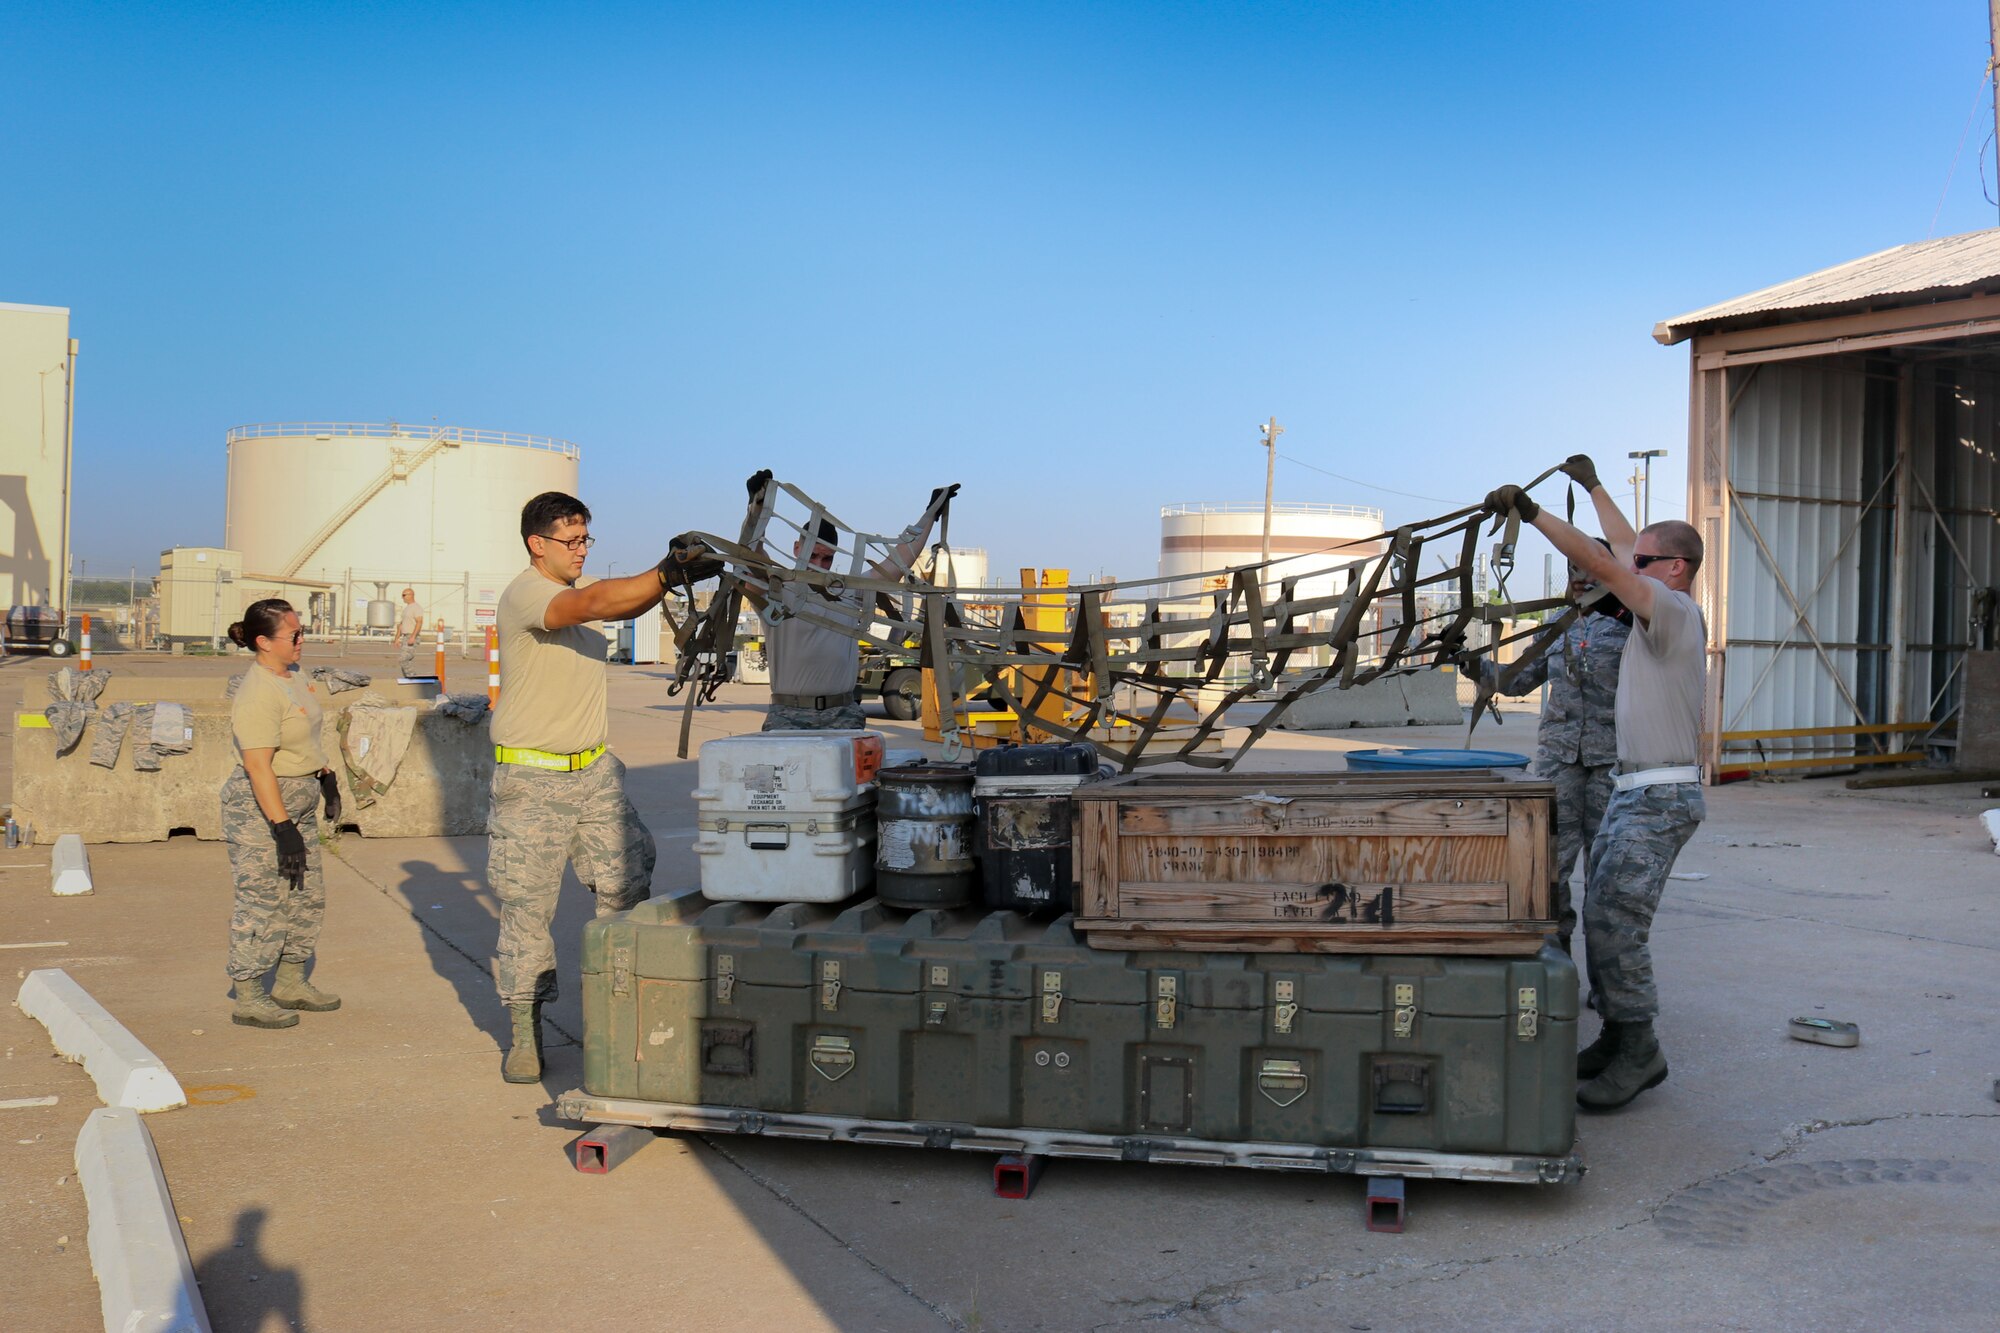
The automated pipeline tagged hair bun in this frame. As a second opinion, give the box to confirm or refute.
[226,622,248,647]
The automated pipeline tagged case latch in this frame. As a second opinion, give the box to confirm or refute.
[1516,986,1539,1040]
[925,998,950,1027]
[610,940,633,998]
[1155,975,1178,1029]
[715,952,735,1004]
[1040,970,1063,1024]
[1392,982,1416,1039]
[820,960,842,1012]
[929,965,951,988]
[1273,979,1298,1035]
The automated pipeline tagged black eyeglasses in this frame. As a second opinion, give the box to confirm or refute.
[1633,554,1684,568]
[537,533,596,552]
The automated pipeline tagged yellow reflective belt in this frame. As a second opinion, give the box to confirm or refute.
[494,743,607,771]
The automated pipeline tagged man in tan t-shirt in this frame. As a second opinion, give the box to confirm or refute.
[394,588,425,679]
[487,491,683,1084]
[1485,455,1706,1113]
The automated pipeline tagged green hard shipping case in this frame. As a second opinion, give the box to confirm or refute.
[564,890,1580,1183]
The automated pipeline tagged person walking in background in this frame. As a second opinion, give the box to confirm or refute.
[487,491,685,1083]
[1475,540,1631,959]
[222,598,343,1029]
[394,587,424,678]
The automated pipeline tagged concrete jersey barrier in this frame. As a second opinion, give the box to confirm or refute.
[9,676,493,843]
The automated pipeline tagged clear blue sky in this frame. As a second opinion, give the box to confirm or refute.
[9,1,2000,589]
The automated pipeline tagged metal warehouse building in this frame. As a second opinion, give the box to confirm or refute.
[1657,228,2000,779]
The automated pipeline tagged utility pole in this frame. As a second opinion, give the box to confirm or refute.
[1629,449,1667,526]
[1258,417,1284,567]
[1990,0,2000,222]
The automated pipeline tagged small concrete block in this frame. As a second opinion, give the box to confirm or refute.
[1982,809,2000,854]
[51,833,93,895]
[16,969,187,1112]
[74,1107,213,1333]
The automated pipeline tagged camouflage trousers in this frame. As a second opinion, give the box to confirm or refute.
[1582,781,1705,1023]
[762,702,865,731]
[1530,753,1615,940]
[488,751,656,1003]
[221,768,326,982]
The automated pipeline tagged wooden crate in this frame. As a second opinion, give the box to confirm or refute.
[1072,770,1555,954]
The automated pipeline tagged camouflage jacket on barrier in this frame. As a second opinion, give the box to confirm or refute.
[1483,612,1630,767]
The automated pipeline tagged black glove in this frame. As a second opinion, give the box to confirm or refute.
[928,483,961,509]
[317,771,341,831]
[1482,485,1540,522]
[660,533,724,586]
[271,819,307,887]
[746,469,774,500]
[1558,454,1601,492]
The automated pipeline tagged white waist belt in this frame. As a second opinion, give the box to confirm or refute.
[1614,765,1702,792]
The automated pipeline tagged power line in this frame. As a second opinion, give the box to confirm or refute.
[1273,450,1461,505]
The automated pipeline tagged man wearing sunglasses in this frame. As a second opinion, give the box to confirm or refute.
[487,490,682,1083]
[1484,455,1706,1113]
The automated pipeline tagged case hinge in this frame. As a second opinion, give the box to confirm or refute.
[1516,986,1539,1040]
[1155,975,1178,1030]
[715,952,735,1004]
[1273,979,1298,1036]
[820,960,842,1012]
[1040,970,1063,1024]
[1392,982,1416,1039]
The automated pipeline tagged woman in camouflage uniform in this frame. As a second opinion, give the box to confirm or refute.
[222,599,343,1029]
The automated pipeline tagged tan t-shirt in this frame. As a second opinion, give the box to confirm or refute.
[490,567,608,753]
[232,665,328,776]
[395,600,424,638]
[1614,586,1706,769]
[769,588,864,697]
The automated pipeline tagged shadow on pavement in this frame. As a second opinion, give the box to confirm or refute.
[193,1206,307,1332]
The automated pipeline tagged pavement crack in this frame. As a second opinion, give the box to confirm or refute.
[1763,1109,2000,1161]
[694,1135,963,1330]
[327,849,580,1045]
[1673,892,2000,954]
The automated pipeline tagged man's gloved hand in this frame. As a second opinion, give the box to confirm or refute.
[928,483,961,509]
[271,819,307,888]
[1558,454,1601,492]
[317,771,341,831]
[660,533,724,586]
[1482,485,1540,522]
[746,469,774,501]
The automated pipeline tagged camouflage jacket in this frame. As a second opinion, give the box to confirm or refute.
[1483,611,1630,767]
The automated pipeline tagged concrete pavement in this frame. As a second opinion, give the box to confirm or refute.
[4,651,1997,1330]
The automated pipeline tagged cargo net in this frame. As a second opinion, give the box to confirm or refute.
[663,467,1584,770]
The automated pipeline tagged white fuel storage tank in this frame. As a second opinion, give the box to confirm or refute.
[224,422,581,631]
[1159,502,1387,604]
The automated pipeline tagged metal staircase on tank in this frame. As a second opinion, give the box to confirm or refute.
[277,429,460,579]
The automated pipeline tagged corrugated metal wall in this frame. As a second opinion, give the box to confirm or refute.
[1722,360,1885,735]
[1721,354,2000,740]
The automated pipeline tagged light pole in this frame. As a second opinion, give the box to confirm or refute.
[1628,449,1667,526]
[1258,417,1284,568]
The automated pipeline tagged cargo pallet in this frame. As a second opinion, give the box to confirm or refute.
[555,1092,1583,1186]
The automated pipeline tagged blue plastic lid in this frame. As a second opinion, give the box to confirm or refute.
[1343,748,1530,771]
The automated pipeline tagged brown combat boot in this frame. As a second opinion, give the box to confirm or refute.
[270,960,341,1011]
[1578,1020,1668,1112]
[502,1002,542,1083]
[1576,1020,1624,1080]
[232,978,301,1029]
